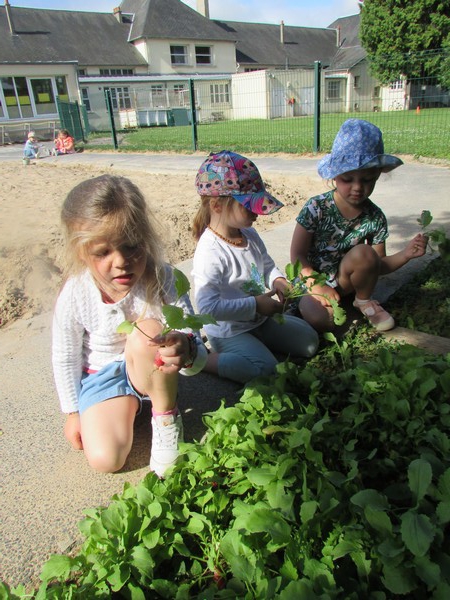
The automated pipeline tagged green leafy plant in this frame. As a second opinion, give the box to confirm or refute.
[117,267,216,341]
[418,210,450,262]
[276,260,346,326]
[4,338,450,599]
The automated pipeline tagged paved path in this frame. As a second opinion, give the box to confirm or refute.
[1,147,449,588]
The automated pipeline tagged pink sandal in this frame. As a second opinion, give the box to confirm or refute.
[353,299,395,331]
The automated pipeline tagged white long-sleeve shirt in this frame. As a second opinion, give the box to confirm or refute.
[52,265,207,413]
[192,227,285,339]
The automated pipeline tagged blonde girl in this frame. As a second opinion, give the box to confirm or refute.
[52,175,207,477]
[192,150,319,384]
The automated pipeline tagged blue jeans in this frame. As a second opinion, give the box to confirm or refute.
[208,315,319,384]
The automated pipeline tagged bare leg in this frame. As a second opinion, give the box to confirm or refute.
[80,394,139,472]
[125,318,178,413]
[337,244,381,299]
[299,294,335,332]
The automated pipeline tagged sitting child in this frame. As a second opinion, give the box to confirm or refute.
[54,129,75,155]
[23,131,39,159]
[192,150,319,384]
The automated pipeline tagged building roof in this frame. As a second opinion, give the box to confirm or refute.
[0,5,147,67]
[119,0,235,42]
[213,20,338,68]
[325,14,366,71]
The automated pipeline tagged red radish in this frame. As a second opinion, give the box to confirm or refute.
[154,353,165,368]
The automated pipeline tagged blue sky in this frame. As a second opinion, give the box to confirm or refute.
[9,1,361,28]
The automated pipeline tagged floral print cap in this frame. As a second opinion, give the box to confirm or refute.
[318,119,403,180]
[195,150,284,215]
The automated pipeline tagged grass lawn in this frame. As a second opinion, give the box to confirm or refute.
[87,107,450,159]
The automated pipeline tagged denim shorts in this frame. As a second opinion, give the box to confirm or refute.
[79,361,146,415]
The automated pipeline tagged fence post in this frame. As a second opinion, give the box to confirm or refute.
[104,89,118,150]
[189,79,198,151]
[313,60,322,153]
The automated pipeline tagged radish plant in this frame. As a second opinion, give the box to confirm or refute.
[117,267,215,367]
[276,260,346,326]
[417,210,450,262]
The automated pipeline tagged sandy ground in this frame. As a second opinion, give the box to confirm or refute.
[0,159,321,329]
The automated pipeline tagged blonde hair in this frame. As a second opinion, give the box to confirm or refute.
[192,195,235,241]
[61,174,166,304]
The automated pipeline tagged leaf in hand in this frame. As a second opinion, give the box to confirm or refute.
[330,301,346,326]
[162,304,185,331]
[183,313,217,330]
[417,210,433,229]
[173,267,191,299]
[116,320,136,334]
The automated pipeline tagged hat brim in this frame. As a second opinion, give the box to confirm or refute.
[318,153,403,179]
[231,191,284,215]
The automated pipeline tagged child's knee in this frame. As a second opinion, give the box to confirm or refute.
[126,318,163,354]
[86,448,126,473]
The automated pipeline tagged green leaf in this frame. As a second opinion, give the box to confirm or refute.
[108,563,130,592]
[400,511,435,557]
[161,304,185,330]
[351,489,389,510]
[246,467,276,486]
[414,555,441,588]
[365,505,392,535]
[130,546,155,578]
[382,564,416,595]
[436,501,450,524]
[418,210,433,229]
[173,267,191,298]
[300,500,318,524]
[40,555,74,582]
[408,459,432,504]
[245,508,291,546]
[117,320,136,334]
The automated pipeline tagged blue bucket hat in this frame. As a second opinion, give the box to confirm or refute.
[317,119,403,180]
[195,150,284,215]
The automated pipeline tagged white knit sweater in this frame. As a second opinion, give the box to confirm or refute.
[52,266,207,413]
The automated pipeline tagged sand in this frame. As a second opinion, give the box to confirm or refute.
[0,159,322,329]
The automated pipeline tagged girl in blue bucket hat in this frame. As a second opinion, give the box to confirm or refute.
[290,119,428,332]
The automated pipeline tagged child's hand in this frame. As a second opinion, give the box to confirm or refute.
[405,233,428,259]
[64,412,83,450]
[151,331,191,373]
[255,290,284,316]
[272,277,291,302]
[309,283,340,307]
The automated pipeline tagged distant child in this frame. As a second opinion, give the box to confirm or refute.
[192,150,319,384]
[23,131,39,159]
[290,119,428,332]
[52,174,207,477]
[54,129,75,155]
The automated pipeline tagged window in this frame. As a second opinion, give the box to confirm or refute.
[1,75,67,118]
[326,79,341,100]
[210,83,229,104]
[390,79,403,90]
[373,86,380,98]
[104,86,131,110]
[99,68,133,76]
[81,87,91,112]
[56,76,69,102]
[170,45,188,65]
[195,46,212,65]
[353,75,360,89]
[78,68,86,77]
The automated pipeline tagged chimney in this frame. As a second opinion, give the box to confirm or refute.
[336,25,341,47]
[5,0,16,36]
[113,6,122,22]
[280,20,284,44]
[196,0,210,19]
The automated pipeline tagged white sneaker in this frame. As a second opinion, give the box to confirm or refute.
[150,413,183,477]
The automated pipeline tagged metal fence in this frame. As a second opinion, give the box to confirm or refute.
[111,64,449,159]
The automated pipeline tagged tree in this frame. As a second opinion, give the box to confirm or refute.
[359,0,450,84]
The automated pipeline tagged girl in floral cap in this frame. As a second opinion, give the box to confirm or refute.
[192,150,319,384]
[290,119,428,332]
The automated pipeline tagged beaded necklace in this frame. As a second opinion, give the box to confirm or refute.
[207,225,244,247]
